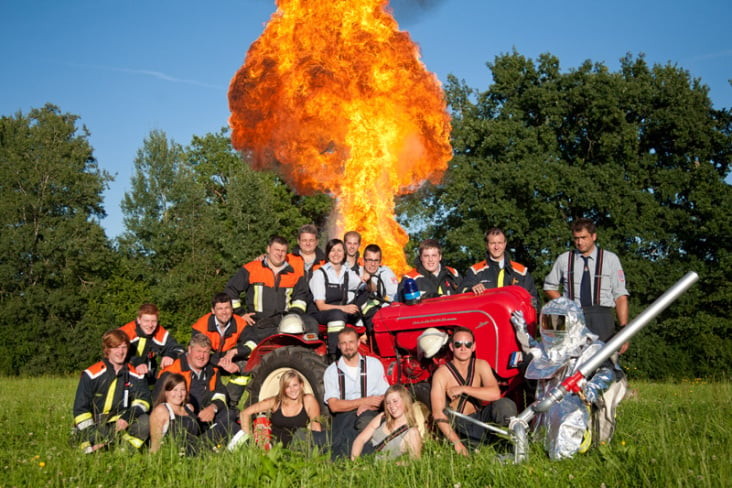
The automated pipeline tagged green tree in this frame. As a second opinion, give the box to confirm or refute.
[0,104,115,374]
[117,129,333,337]
[400,52,732,378]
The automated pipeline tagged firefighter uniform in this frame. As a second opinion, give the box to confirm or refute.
[460,251,541,311]
[118,320,185,384]
[224,257,310,320]
[288,246,326,282]
[309,262,363,355]
[157,356,240,445]
[72,359,151,451]
[397,264,462,301]
[356,265,399,335]
[225,257,316,352]
[191,312,249,407]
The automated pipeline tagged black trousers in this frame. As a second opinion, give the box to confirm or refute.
[582,305,615,342]
[454,397,517,444]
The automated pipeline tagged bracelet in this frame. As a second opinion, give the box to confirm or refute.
[433,418,450,425]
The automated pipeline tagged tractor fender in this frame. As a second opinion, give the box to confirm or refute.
[243,333,326,373]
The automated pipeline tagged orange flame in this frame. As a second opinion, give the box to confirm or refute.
[228,0,452,275]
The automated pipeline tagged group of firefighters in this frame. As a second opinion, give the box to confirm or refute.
[72,218,629,459]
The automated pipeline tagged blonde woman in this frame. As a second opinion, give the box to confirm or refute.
[351,384,422,460]
[239,370,321,447]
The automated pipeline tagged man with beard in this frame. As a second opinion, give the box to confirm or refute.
[323,327,390,459]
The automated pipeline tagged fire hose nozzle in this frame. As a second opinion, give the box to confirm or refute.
[534,385,568,414]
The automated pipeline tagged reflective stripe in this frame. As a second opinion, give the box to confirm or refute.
[253,284,263,312]
[289,299,307,313]
[327,321,346,333]
[131,398,150,412]
[497,268,505,288]
[136,337,147,357]
[122,432,145,449]
[103,378,117,414]
[212,392,227,404]
[232,299,242,310]
[244,341,258,352]
[228,375,251,386]
[361,299,380,315]
[75,415,93,429]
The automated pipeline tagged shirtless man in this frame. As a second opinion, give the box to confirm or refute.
[430,327,517,455]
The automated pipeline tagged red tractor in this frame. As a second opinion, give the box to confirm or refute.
[241,285,537,409]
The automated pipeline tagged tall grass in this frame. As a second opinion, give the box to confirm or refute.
[1,377,729,487]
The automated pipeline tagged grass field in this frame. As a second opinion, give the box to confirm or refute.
[1,377,729,487]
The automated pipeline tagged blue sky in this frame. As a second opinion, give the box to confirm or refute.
[2,0,730,238]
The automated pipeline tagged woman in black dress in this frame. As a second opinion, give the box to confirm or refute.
[239,369,321,447]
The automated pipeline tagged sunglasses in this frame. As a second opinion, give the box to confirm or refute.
[453,341,474,349]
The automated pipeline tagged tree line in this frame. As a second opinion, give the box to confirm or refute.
[1,52,730,379]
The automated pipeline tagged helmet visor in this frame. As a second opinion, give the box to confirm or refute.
[541,314,567,332]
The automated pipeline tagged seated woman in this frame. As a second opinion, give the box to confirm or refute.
[239,369,321,447]
[309,238,363,359]
[149,373,201,454]
[350,384,423,460]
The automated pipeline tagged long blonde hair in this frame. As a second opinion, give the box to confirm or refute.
[383,384,416,431]
[276,369,305,407]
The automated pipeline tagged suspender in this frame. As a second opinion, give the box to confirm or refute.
[337,357,367,400]
[444,358,480,413]
[593,249,604,305]
[320,267,350,305]
[568,249,604,305]
[373,423,410,452]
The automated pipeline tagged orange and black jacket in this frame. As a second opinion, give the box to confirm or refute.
[460,251,541,309]
[287,246,327,282]
[191,313,248,365]
[156,356,227,414]
[118,320,184,375]
[224,257,310,319]
[398,264,463,300]
[73,359,151,430]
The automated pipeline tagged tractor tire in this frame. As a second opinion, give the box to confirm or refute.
[245,346,329,417]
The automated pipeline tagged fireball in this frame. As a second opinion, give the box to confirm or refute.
[228,0,452,275]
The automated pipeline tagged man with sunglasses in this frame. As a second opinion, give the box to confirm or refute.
[430,327,517,455]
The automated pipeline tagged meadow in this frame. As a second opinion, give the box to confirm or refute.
[1,377,729,488]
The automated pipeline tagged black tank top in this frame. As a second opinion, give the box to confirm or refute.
[270,403,309,447]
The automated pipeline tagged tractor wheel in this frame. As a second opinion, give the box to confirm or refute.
[245,346,329,416]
